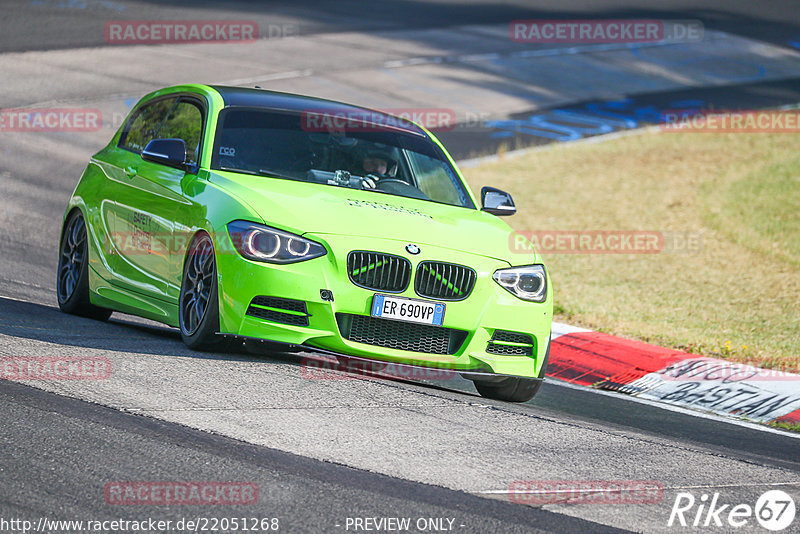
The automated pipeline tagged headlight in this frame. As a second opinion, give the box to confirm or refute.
[492,264,547,302]
[227,220,327,264]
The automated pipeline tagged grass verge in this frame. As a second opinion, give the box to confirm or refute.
[769,421,800,433]
[464,129,800,371]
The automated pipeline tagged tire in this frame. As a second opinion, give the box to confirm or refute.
[179,233,231,351]
[56,210,112,321]
[472,336,551,403]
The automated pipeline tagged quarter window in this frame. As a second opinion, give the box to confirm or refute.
[120,98,177,154]
[158,101,203,165]
[120,97,204,165]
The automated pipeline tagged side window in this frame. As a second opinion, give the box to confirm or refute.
[119,98,177,153]
[157,100,204,165]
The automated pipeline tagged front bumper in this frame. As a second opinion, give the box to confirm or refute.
[216,233,553,378]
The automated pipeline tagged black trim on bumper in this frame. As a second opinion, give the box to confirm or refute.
[216,333,544,381]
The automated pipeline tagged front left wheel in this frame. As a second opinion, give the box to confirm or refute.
[472,336,551,403]
[56,210,112,321]
[179,233,231,351]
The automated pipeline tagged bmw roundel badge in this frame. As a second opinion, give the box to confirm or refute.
[405,244,420,255]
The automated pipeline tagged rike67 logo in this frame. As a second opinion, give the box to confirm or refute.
[668,490,795,531]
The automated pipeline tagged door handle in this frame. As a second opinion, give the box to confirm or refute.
[124,166,138,178]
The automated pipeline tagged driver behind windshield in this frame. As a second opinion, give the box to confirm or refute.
[357,149,405,189]
[362,152,391,177]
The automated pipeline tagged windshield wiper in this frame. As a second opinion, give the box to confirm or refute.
[218,166,260,176]
[258,169,301,181]
[217,166,298,181]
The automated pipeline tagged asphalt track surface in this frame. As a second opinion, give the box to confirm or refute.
[2,1,800,533]
[3,0,800,52]
[1,378,621,533]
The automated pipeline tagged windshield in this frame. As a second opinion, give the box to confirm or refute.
[211,108,475,209]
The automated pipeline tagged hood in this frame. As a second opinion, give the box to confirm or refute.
[210,171,534,263]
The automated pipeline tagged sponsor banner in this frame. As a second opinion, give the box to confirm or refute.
[626,360,800,423]
[508,480,663,505]
[549,334,800,422]
[509,19,703,44]
[104,20,259,44]
[660,109,800,133]
[104,482,258,505]
[0,108,102,132]
[652,357,800,383]
[1,357,111,380]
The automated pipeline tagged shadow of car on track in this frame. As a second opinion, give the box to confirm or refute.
[0,296,481,396]
[0,296,281,363]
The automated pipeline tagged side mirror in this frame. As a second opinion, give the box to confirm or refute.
[481,186,516,216]
[141,138,188,171]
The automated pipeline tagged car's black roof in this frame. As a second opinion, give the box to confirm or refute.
[209,85,426,136]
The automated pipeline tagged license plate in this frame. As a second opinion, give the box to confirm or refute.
[371,294,445,326]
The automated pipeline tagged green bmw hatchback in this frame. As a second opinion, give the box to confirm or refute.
[57,84,552,402]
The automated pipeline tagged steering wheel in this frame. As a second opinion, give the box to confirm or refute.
[373,178,429,200]
[374,178,410,187]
